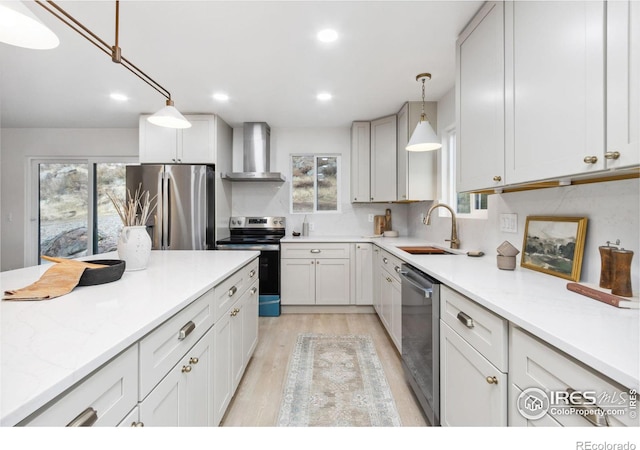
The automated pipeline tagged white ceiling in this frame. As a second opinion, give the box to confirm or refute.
[0,0,482,129]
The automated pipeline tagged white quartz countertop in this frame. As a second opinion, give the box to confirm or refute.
[284,235,640,390]
[0,250,259,426]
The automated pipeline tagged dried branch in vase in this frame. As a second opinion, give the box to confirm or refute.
[107,183,157,227]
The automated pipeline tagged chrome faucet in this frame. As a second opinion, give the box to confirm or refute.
[424,203,460,249]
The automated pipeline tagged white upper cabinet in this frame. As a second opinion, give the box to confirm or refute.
[456,1,505,192]
[397,102,437,201]
[504,1,606,183]
[351,121,371,203]
[457,1,637,192]
[370,114,397,202]
[606,0,640,169]
[139,115,217,164]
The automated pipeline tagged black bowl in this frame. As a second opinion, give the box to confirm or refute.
[78,259,126,286]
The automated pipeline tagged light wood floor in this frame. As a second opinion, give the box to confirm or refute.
[220,313,428,427]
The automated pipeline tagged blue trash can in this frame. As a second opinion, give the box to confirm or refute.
[259,295,281,317]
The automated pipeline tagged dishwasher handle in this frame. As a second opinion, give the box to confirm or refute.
[399,270,433,299]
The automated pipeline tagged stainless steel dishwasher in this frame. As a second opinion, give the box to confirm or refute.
[399,263,440,426]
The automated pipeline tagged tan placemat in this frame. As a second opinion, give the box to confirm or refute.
[3,259,105,301]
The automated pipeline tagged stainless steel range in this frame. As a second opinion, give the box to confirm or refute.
[215,217,286,309]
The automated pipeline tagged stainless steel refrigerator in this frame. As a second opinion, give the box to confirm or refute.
[126,164,215,250]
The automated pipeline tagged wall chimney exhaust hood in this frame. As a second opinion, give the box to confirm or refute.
[222,122,286,182]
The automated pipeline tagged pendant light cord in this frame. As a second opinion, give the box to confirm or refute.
[420,77,426,122]
[35,0,173,102]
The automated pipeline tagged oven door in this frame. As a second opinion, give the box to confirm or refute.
[216,243,280,296]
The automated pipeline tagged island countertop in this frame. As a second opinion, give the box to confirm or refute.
[0,250,259,426]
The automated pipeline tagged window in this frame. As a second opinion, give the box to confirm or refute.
[29,158,134,265]
[291,155,340,213]
[441,127,488,219]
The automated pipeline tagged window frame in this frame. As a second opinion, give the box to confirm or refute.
[26,156,137,266]
[440,126,488,220]
[289,153,341,214]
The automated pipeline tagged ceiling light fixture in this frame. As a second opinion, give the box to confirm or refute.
[34,0,190,129]
[110,93,128,102]
[406,73,441,152]
[213,93,229,102]
[317,92,332,101]
[317,29,338,43]
[0,0,59,49]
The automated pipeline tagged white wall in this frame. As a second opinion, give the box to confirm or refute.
[407,88,640,291]
[0,128,138,270]
[231,126,409,236]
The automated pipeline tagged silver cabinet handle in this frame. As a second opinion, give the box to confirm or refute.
[250,287,257,295]
[565,388,609,427]
[394,266,401,273]
[228,286,237,297]
[310,249,321,254]
[131,421,144,427]
[178,320,195,340]
[457,311,474,328]
[604,151,620,160]
[182,365,192,373]
[583,155,598,164]
[67,407,98,427]
[189,357,199,365]
[249,269,256,278]
[486,376,498,384]
[382,257,388,264]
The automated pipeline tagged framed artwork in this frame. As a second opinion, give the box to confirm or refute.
[521,216,588,282]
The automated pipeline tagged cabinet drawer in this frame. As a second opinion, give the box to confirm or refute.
[22,345,138,426]
[441,285,508,371]
[213,259,259,322]
[281,243,351,259]
[510,326,638,427]
[378,249,403,282]
[139,290,215,400]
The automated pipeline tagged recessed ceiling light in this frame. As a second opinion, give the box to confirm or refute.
[213,93,229,102]
[110,93,128,101]
[317,92,332,101]
[317,29,338,43]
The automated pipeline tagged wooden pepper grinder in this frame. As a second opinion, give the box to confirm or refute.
[611,248,634,297]
[598,240,619,289]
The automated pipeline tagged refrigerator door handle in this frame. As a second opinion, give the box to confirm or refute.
[166,173,172,249]
[155,169,164,250]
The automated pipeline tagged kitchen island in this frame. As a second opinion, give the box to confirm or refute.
[0,250,259,426]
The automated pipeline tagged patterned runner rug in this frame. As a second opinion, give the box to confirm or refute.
[277,333,402,426]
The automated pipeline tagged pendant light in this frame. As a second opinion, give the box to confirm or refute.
[406,73,441,152]
[148,99,192,129]
[35,0,190,129]
[0,0,59,49]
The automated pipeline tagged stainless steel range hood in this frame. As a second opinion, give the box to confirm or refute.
[222,122,286,182]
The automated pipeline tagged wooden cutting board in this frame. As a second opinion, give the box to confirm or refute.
[3,258,106,301]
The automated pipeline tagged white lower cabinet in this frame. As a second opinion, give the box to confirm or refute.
[509,326,638,427]
[281,243,351,305]
[214,280,259,425]
[440,285,508,426]
[353,243,373,305]
[440,322,507,426]
[139,327,214,426]
[21,345,138,426]
[376,249,402,351]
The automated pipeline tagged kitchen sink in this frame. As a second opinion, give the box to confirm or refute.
[396,246,457,255]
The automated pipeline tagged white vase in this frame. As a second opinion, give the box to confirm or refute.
[117,226,152,271]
